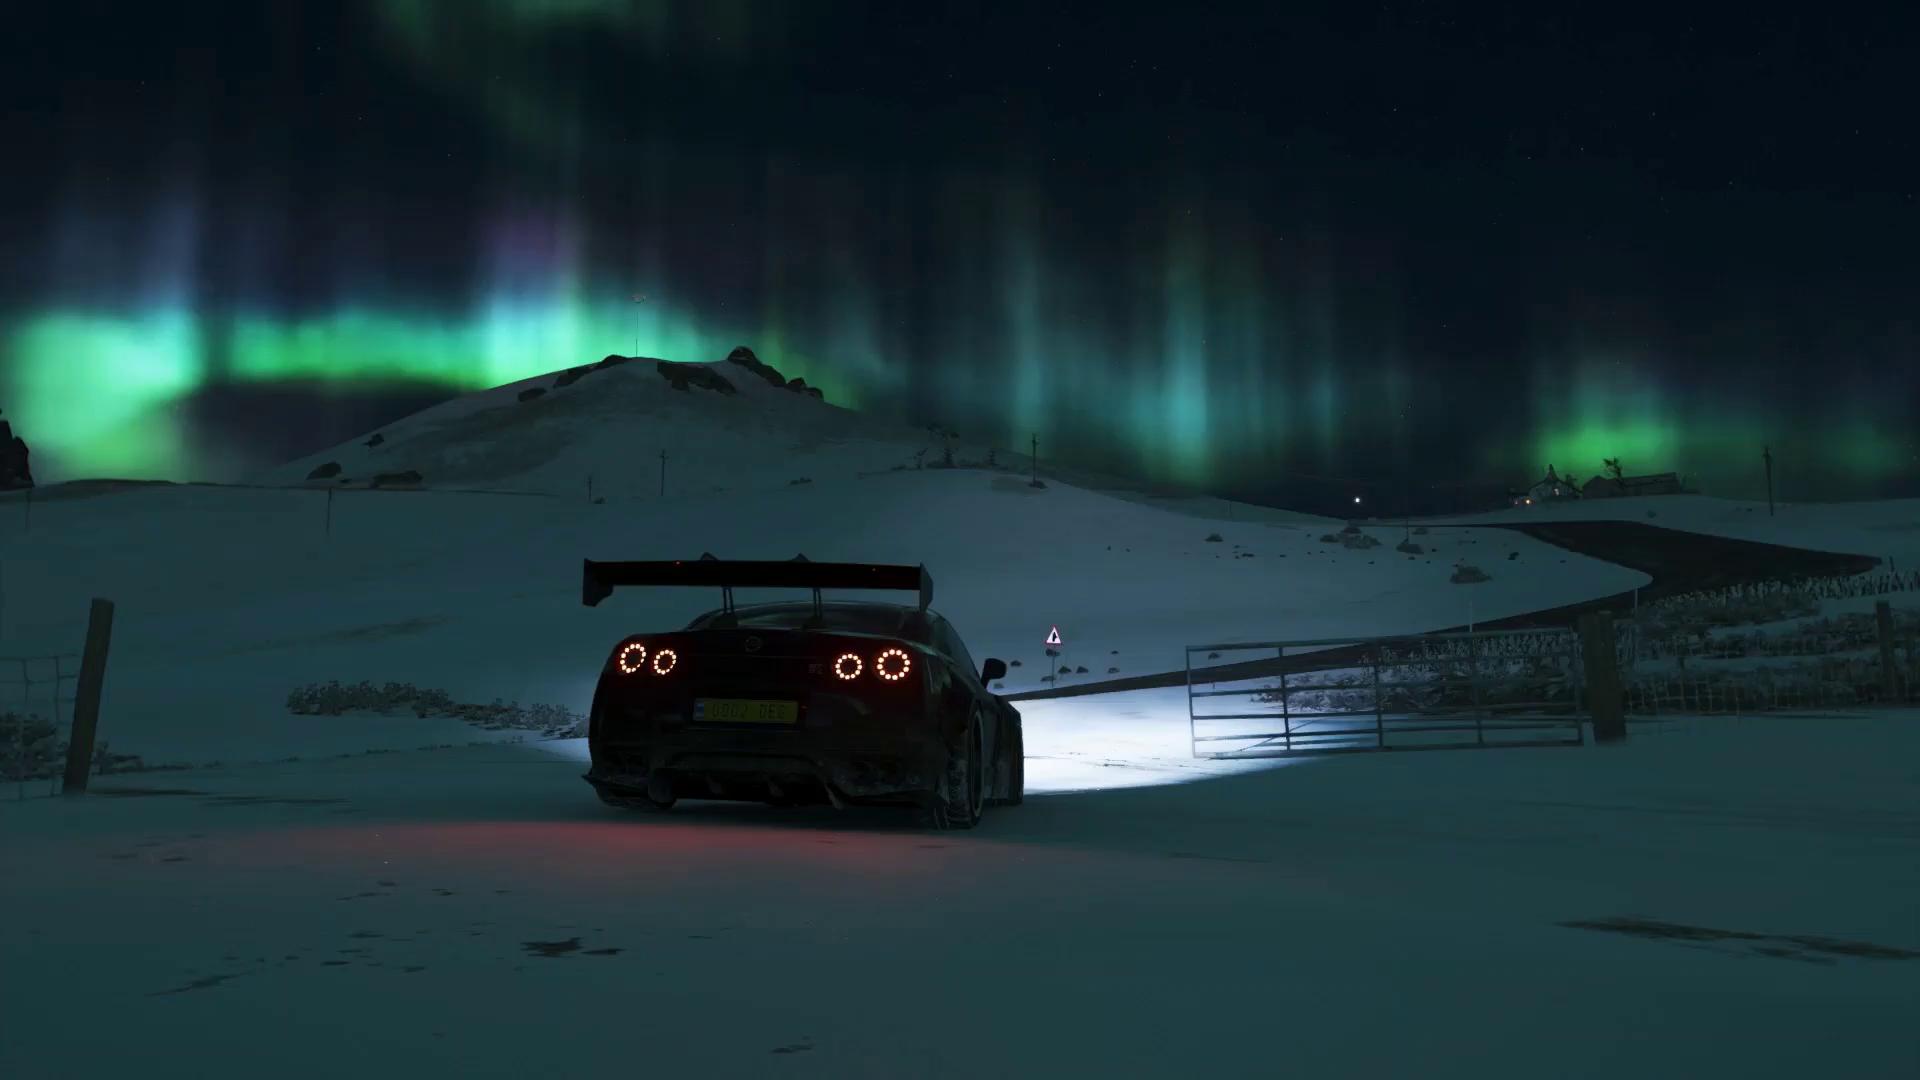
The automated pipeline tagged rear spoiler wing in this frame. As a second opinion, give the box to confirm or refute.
[582,553,933,612]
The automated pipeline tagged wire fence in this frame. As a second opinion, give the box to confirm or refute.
[2,653,78,798]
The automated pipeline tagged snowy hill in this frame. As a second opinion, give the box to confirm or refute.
[258,350,1001,499]
[3,468,1646,766]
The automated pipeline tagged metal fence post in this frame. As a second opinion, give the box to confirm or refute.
[1579,610,1626,743]
[1875,600,1898,702]
[1469,632,1484,746]
[1371,645,1385,748]
[1185,647,1196,757]
[1278,645,1291,750]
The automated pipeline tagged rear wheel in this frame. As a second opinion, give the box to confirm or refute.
[925,714,984,830]
[1001,720,1024,806]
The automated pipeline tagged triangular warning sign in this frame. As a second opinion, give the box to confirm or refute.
[1045,626,1062,646]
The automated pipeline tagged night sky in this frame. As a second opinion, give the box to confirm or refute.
[5,1,1917,506]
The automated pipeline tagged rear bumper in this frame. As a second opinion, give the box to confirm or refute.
[588,731,944,803]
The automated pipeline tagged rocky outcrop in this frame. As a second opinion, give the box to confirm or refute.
[554,355,634,389]
[306,461,343,481]
[725,345,789,389]
[656,361,737,395]
[0,414,31,490]
[370,469,424,489]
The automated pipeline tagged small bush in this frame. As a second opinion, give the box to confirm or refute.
[284,680,586,738]
[1075,665,1088,674]
[1009,659,1022,667]
[1,710,146,780]
[364,433,385,448]
[1341,523,1361,535]
[1341,532,1381,550]
[1107,666,1119,674]
[1396,541,1424,554]
[517,387,546,402]
[1413,526,1429,535]
[307,461,342,480]
[789,477,812,485]
[1451,564,1491,584]
[1205,533,1224,543]
[1319,533,1341,544]
[1059,665,1072,674]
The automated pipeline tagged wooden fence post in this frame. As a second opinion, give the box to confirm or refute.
[1875,600,1899,701]
[61,598,115,795]
[1579,610,1626,743]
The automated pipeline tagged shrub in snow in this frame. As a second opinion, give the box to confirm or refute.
[370,470,423,488]
[789,477,812,485]
[1396,541,1424,554]
[1413,526,1429,535]
[1107,666,1119,673]
[364,433,384,448]
[1341,523,1361,534]
[1205,533,1224,542]
[1,710,145,780]
[285,680,586,738]
[1451,563,1490,584]
[1319,533,1341,544]
[1075,665,1088,673]
[1059,665,1072,674]
[1009,659,1022,667]
[1340,532,1381,550]
[517,387,546,402]
[1646,509,1658,518]
[307,461,342,480]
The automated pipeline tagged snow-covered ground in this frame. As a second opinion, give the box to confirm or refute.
[3,704,1915,1079]
[0,470,1646,768]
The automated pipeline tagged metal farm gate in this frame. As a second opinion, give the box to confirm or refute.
[1186,628,1588,758]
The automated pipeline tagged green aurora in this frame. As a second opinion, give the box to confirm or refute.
[7,296,1913,502]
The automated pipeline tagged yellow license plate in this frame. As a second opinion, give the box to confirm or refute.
[695,698,799,724]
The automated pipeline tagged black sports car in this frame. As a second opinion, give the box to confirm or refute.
[580,555,1023,829]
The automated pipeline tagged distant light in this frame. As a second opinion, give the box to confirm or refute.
[1353,496,1362,504]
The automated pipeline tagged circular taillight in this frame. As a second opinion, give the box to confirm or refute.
[652,648,678,675]
[875,647,911,682]
[616,642,647,675]
[833,653,862,680]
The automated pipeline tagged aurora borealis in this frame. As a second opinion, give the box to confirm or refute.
[4,3,1916,506]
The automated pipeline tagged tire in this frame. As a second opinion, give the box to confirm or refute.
[1003,720,1024,806]
[925,713,984,830]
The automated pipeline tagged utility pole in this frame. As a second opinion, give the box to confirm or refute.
[631,293,646,357]
[1029,433,1040,488]
[659,450,667,497]
[1762,445,1775,517]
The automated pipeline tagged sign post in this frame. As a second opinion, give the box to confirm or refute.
[1045,625,1063,683]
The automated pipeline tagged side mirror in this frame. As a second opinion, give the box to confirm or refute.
[980,658,1007,683]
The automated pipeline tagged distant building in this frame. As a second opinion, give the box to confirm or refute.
[1582,472,1683,498]
[1513,465,1579,506]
